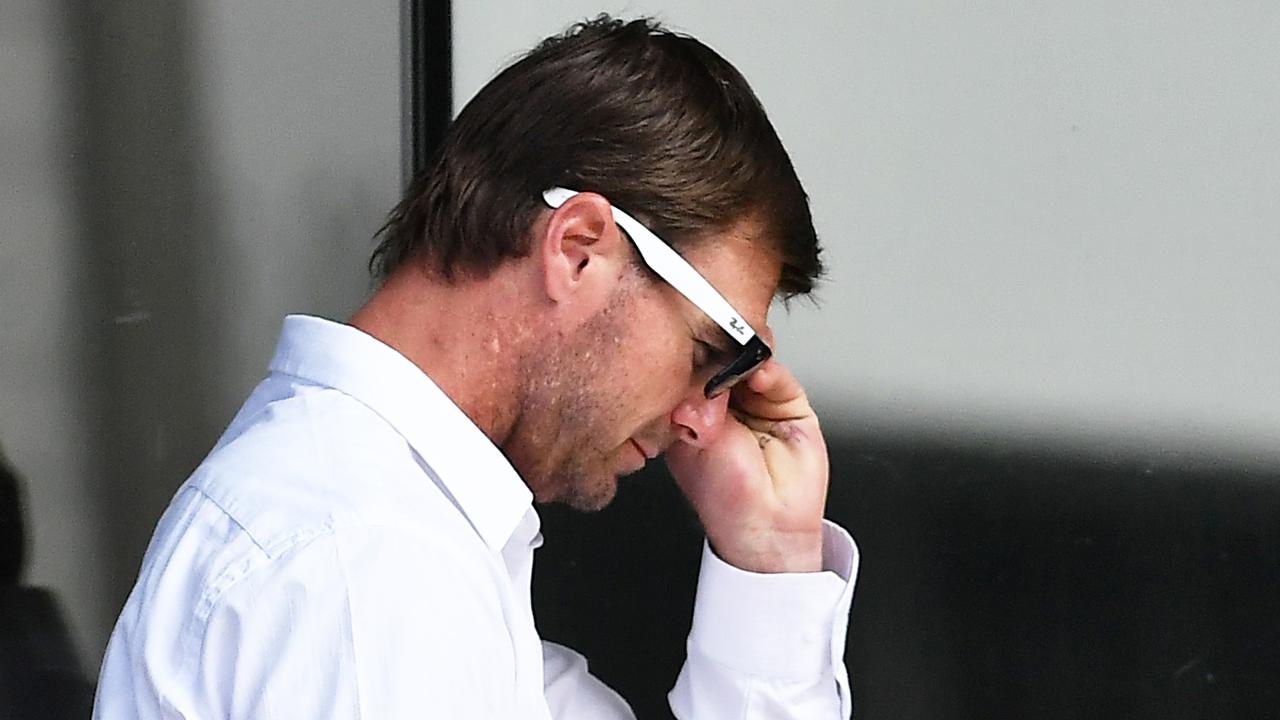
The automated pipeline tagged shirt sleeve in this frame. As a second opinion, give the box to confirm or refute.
[542,641,636,719]
[668,520,859,719]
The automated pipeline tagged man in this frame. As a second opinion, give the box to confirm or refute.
[94,16,858,719]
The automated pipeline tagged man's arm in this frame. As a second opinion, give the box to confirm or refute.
[668,522,857,718]
[665,358,857,718]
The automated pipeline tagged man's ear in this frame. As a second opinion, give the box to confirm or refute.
[537,192,630,313]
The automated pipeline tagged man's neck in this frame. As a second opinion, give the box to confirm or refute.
[349,263,536,446]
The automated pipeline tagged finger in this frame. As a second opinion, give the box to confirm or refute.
[729,407,811,445]
[759,324,777,349]
[733,360,811,420]
[728,407,782,436]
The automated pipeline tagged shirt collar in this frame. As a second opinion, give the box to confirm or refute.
[268,314,533,552]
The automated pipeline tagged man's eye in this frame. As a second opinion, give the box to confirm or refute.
[692,341,714,373]
[693,340,731,377]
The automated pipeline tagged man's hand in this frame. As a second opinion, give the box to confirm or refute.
[665,359,829,574]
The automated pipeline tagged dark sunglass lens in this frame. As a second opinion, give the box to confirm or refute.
[703,337,772,398]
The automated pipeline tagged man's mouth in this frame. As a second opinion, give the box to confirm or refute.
[630,438,659,460]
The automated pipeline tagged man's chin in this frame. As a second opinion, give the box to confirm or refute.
[552,473,621,513]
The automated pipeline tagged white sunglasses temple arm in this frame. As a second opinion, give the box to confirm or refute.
[609,209,758,345]
[542,187,759,346]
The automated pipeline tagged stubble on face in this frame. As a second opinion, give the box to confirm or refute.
[504,280,642,512]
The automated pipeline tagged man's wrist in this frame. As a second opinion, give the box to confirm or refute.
[709,528,824,574]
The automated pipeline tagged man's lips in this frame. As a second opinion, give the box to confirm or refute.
[630,438,659,460]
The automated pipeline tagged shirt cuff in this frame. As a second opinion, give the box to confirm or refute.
[686,520,859,680]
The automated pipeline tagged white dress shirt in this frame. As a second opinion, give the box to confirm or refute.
[93,315,859,718]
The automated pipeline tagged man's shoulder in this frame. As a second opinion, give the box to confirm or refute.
[119,382,485,644]
[104,400,511,719]
[190,382,462,556]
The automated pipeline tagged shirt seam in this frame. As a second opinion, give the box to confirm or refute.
[333,526,364,720]
[187,482,337,626]
[186,526,340,716]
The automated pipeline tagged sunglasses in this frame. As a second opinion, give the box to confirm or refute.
[543,187,772,398]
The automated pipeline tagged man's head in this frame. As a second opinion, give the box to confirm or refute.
[365,16,822,510]
[371,15,820,293]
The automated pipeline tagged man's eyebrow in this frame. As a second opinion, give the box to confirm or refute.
[694,318,736,356]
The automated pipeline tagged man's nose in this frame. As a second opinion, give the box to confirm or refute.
[670,391,731,448]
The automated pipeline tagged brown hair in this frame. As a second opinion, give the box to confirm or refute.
[371,15,822,297]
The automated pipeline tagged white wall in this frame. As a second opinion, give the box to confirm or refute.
[455,2,1280,466]
[0,0,106,670]
[189,0,402,411]
[0,0,400,666]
